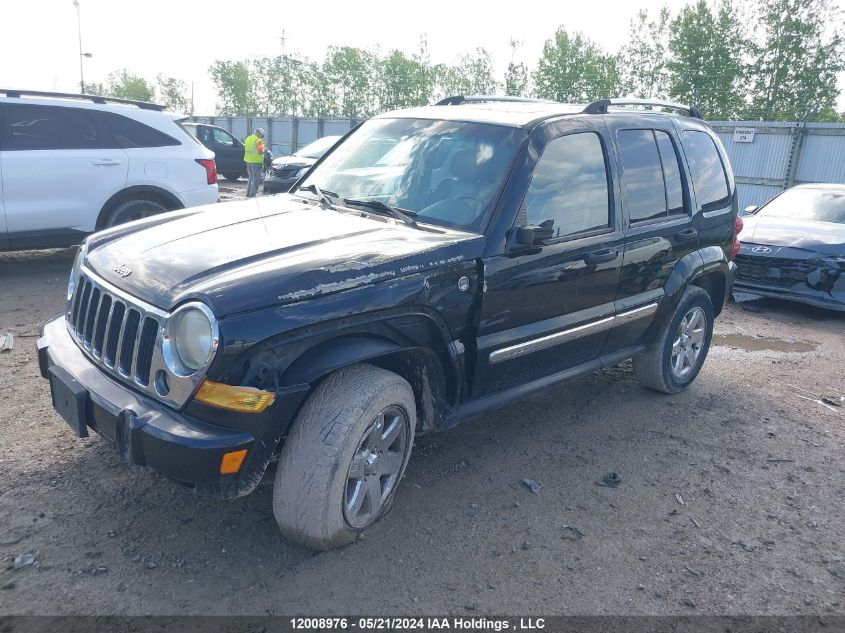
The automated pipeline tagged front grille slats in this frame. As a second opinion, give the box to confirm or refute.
[92,295,112,356]
[83,288,101,344]
[103,301,125,366]
[735,254,816,289]
[66,272,161,390]
[118,309,141,376]
[134,318,159,386]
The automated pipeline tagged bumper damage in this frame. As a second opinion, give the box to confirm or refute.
[37,316,308,497]
[734,250,845,311]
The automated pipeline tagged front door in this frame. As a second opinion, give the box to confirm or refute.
[473,119,623,397]
[209,126,243,173]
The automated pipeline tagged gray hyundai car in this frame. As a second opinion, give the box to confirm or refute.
[735,184,845,311]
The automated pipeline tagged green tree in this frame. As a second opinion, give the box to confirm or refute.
[504,39,529,97]
[209,60,259,115]
[619,7,671,99]
[435,47,500,99]
[321,46,381,117]
[155,75,190,112]
[379,38,436,110]
[667,0,747,119]
[749,0,844,120]
[105,69,155,102]
[533,28,620,102]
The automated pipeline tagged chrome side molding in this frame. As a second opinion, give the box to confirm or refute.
[489,302,659,365]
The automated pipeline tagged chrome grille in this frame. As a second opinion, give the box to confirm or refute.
[65,266,219,409]
[67,270,165,390]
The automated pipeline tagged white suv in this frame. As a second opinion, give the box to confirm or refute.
[0,89,219,251]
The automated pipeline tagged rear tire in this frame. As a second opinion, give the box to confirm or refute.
[222,172,243,182]
[272,364,416,551]
[104,198,169,228]
[633,286,714,394]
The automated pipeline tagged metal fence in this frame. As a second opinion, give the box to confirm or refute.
[193,115,845,209]
[709,120,845,210]
[189,115,358,158]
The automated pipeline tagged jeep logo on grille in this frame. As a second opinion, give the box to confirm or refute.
[751,246,772,254]
[112,263,132,278]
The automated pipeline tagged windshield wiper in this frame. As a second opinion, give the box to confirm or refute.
[298,183,339,209]
[343,198,420,229]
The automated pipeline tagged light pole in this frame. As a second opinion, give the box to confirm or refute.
[73,0,92,93]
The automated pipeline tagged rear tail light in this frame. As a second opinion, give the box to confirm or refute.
[728,214,743,261]
[195,159,217,185]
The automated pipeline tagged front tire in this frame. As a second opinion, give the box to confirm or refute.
[222,172,243,182]
[272,364,416,551]
[633,286,714,394]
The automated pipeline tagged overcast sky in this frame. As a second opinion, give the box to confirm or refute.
[2,0,843,114]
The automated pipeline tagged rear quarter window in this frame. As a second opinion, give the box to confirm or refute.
[102,112,180,148]
[681,130,730,212]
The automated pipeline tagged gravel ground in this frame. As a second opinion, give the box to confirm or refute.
[0,234,843,616]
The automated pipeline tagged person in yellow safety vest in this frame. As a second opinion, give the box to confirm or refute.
[244,128,266,198]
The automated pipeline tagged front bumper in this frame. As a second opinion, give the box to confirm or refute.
[263,175,298,194]
[733,280,845,311]
[734,250,845,312]
[37,316,308,497]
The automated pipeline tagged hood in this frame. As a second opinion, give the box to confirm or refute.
[739,214,845,257]
[271,155,315,169]
[85,194,482,316]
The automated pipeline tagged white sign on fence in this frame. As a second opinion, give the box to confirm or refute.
[733,128,756,143]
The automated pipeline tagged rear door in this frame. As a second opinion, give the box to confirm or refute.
[603,120,699,352]
[0,102,128,245]
[474,118,624,397]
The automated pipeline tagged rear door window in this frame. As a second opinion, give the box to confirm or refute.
[655,131,685,216]
[681,130,730,212]
[3,104,102,150]
[617,129,667,224]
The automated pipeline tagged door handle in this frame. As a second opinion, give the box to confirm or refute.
[674,228,699,242]
[584,248,618,265]
[92,159,122,166]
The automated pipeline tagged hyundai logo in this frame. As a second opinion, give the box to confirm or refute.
[751,246,773,254]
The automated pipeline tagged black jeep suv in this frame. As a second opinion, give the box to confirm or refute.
[38,96,739,551]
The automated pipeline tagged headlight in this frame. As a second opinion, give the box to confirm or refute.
[295,166,310,177]
[165,304,217,374]
[67,242,86,301]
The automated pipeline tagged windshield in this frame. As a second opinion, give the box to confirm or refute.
[295,135,342,159]
[761,188,845,224]
[297,117,524,231]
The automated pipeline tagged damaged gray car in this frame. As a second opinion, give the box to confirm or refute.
[735,184,845,311]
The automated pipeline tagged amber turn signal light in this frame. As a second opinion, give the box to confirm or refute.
[194,380,275,413]
[220,449,248,474]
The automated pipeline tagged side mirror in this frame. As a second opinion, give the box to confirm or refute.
[743,205,759,216]
[516,221,555,245]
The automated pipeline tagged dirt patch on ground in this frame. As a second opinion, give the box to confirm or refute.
[1,249,844,615]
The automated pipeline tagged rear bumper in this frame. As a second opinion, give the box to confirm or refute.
[178,185,220,208]
[37,316,308,497]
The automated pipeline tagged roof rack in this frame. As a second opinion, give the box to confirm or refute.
[435,95,553,106]
[583,98,703,120]
[0,88,164,111]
